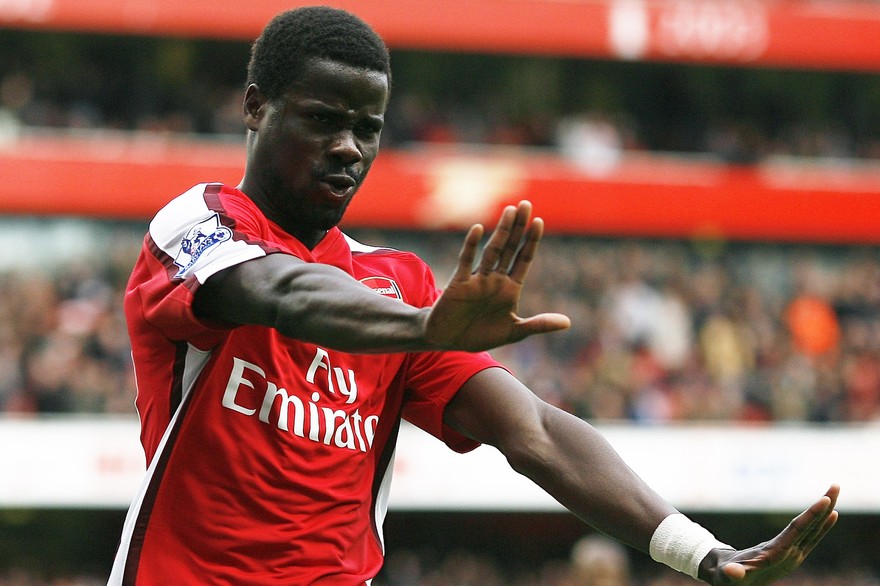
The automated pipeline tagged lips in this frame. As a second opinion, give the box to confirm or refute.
[318,174,357,199]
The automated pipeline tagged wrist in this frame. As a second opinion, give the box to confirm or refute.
[649,513,733,580]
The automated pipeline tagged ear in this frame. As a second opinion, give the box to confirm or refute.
[243,84,268,131]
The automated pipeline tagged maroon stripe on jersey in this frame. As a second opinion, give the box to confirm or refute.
[202,183,230,226]
[168,341,188,418]
[146,233,182,284]
[204,185,285,253]
[122,340,194,585]
[203,184,254,247]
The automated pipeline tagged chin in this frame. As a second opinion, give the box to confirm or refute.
[318,197,353,228]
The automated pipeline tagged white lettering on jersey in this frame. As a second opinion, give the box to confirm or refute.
[222,355,377,452]
[305,348,358,404]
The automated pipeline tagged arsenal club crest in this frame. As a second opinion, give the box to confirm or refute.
[359,276,403,300]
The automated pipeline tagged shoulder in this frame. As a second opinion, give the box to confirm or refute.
[344,233,426,265]
[151,184,231,238]
[343,233,439,305]
[146,183,276,283]
[152,183,260,224]
[150,183,269,247]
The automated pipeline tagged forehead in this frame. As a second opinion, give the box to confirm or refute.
[284,57,389,109]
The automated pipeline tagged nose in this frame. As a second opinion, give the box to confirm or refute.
[328,130,362,165]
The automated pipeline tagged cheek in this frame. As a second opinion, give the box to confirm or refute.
[273,140,316,175]
[277,159,313,186]
[361,140,381,165]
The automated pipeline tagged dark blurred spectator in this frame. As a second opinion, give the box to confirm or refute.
[568,533,632,586]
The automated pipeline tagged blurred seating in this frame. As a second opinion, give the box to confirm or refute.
[0,222,877,426]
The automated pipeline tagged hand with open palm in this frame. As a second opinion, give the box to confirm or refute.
[699,485,840,585]
[425,200,570,352]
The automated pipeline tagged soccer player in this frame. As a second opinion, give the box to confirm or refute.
[109,6,838,585]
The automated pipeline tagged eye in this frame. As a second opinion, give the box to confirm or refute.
[355,124,376,136]
[355,120,383,137]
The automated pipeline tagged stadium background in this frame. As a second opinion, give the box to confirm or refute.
[1,0,880,583]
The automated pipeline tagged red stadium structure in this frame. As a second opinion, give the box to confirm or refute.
[1,0,880,243]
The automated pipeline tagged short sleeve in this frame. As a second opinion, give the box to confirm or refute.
[400,349,504,453]
[126,183,284,345]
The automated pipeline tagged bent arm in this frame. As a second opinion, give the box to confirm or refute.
[194,253,431,353]
[194,201,569,354]
[443,366,676,552]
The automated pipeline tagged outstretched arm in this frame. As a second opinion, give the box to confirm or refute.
[445,367,676,550]
[444,367,839,585]
[194,200,569,353]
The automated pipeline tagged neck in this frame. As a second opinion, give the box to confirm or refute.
[236,179,329,250]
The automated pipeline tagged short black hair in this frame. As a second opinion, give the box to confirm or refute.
[247,6,391,101]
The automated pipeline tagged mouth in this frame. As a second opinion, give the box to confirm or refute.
[318,174,357,199]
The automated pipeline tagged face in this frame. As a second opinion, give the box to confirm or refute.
[241,58,389,248]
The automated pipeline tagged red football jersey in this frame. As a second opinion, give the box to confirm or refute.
[110,183,502,585]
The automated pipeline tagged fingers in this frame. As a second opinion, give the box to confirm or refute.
[794,485,839,545]
[795,486,840,556]
[753,484,839,573]
[824,484,841,510]
[713,486,840,586]
[799,509,838,556]
[452,223,485,282]
[474,201,538,279]
[473,204,517,275]
[493,202,531,275]
[508,217,543,285]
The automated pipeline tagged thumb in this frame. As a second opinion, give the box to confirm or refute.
[514,313,571,339]
[723,561,747,581]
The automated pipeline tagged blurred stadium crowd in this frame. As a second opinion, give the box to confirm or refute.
[2,31,880,162]
[0,220,877,425]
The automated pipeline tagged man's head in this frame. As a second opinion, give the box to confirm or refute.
[239,7,391,249]
[247,6,391,102]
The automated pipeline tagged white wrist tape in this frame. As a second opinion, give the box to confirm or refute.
[649,513,733,579]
